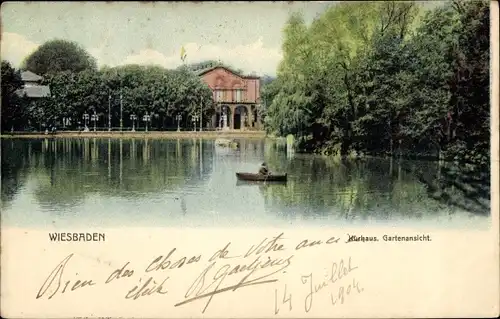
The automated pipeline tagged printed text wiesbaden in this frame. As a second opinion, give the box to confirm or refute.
[49,232,106,242]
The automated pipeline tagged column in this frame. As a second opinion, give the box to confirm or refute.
[222,106,228,130]
[229,105,236,130]
[211,114,217,129]
[256,104,262,129]
[246,105,252,129]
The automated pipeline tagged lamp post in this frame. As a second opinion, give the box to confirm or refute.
[83,113,89,131]
[222,106,227,130]
[176,114,182,132]
[130,114,137,132]
[143,112,151,132]
[200,96,203,132]
[192,114,199,132]
[91,111,99,132]
[217,104,222,130]
[108,94,111,132]
[63,117,72,129]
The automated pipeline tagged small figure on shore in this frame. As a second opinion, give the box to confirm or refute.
[258,162,271,175]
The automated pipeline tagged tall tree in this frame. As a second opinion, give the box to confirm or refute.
[22,39,97,75]
[448,1,490,165]
[1,61,27,131]
[264,0,489,165]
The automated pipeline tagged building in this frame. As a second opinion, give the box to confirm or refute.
[197,65,261,130]
[14,71,54,131]
[16,70,51,98]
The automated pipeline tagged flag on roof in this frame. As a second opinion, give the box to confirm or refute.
[180,46,187,62]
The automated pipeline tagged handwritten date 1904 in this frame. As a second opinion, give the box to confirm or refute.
[274,257,363,315]
[330,277,363,307]
[301,257,361,312]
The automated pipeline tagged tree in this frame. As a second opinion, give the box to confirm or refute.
[22,39,97,75]
[29,64,215,131]
[1,61,27,131]
[264,0,489,166]
[448,1,490,166]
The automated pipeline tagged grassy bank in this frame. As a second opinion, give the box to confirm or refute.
[1,130,267,140]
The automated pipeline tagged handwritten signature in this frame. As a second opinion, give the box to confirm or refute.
[175,232,293,313]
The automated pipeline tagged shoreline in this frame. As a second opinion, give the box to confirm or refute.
[0,130,268,140]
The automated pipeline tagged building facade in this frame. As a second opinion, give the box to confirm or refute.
[16,71,51,98]
[197,66,261,130]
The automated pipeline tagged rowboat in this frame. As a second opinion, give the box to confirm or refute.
[236,180,287,186]
[236,172,287,182]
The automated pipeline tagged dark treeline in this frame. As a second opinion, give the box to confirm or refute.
[262,1,490,167]
[1,63,215,131]
[1,39,218,132]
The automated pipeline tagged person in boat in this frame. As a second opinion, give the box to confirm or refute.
[258,162,271,175]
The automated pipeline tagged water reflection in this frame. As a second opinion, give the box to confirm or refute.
[0,138,491,228]
[107,138,111,179]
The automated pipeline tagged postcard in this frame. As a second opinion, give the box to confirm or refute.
[1,1,498,318]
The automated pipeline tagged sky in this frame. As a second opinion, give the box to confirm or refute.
[1,1,333,76]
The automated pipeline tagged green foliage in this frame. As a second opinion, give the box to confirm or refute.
[2,62,215,131]
[1,61,28,131]
[264,0,490,166]
[22,39,97,75]
[38,65,215,130]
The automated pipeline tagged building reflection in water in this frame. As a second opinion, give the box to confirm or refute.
[107,138,111,179]
[142,138,150,164]
[131,138,136,167]
[91,138,98,164]
[181,195,187,215]
[83,138,90,162]
[119,139,123,184]
[176,138,181,163]
[28,141,32,162]
[40,138,48,167]
[199,138,203,176]
[43,138,49,153]
[49,140,55,186]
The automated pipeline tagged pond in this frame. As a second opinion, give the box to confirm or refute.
[1,137,490,229]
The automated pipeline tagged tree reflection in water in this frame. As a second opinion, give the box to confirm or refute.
[0,138,491,226]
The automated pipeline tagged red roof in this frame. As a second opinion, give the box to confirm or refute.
[21,70,43,82]
[196,65,260,79]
